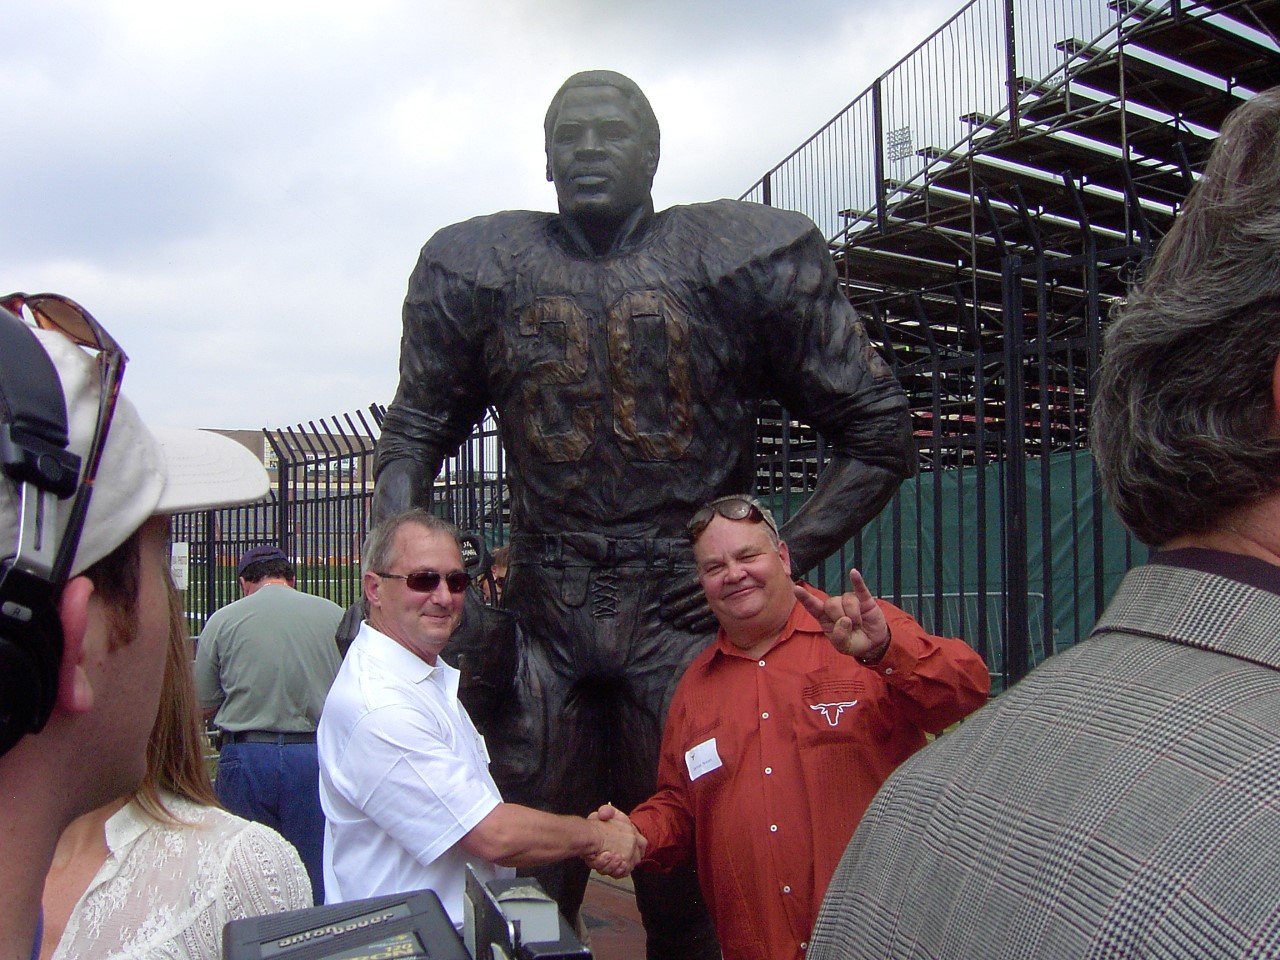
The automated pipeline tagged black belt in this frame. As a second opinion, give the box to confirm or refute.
[512,532,693,568]
[226,730,316,745]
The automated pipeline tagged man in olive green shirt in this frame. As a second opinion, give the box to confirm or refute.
[195,545,342,902]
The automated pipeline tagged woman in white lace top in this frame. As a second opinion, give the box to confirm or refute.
[40,583,312,959]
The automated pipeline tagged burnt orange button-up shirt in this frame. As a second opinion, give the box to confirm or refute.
[630,586,990,960]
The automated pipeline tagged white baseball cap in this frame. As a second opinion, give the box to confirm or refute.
[1,327,269,577]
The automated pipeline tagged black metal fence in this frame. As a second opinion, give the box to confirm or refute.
[172,407,508,635]
[172,334,1142,696]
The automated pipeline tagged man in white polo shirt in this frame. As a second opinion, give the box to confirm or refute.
[318,508,645,928]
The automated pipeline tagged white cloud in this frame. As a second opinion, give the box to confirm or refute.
[2,0,959,430]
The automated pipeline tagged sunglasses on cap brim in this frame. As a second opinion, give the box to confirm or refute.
[1,292,128,584]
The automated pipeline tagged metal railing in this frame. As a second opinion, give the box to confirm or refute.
[174,406,507,633]
[739,0,1164,243]
[173,388,1140,693]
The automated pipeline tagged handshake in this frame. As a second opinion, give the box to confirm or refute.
[581,804,647,879]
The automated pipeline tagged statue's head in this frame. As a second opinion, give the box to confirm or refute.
[544,70,660,230]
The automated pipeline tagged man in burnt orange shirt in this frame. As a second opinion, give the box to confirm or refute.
[607,495,989,960]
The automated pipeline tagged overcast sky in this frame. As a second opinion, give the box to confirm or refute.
[4,0,960,431]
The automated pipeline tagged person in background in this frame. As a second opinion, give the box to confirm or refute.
[195,544,342,902]
[808,85,1280,960]
[605,494,988,960]
[41,580,311,960]
[0,293,268,960]
[481,544,509,605]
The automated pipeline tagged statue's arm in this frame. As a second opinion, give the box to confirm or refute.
[371,239,489,524]
[779,453,908,576]
[371,453,442,523]
[762,222,916,576]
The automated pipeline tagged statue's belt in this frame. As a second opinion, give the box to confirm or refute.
[511,532,693,569]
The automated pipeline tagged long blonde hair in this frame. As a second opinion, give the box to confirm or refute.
[133,580,219,822]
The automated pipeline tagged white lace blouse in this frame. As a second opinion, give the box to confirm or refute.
[52,793,312,960]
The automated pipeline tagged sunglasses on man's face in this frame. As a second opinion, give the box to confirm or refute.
[376,569,472,594]
[686,495,779,543]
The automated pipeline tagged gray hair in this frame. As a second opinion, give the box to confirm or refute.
[1092,86,1280,546]
[361,509,460,578]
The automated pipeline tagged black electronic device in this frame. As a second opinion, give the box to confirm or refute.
[0,304,81,757]
[223,888,469,960]
[464,868,591,960]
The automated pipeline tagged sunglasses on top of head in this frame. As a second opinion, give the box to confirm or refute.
[686,494,779,543]
[375,569,471,594]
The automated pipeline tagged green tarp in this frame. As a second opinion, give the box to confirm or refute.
[766,449,1147,688]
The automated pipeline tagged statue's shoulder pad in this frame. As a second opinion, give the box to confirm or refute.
[657,201,821,274]
[420,210,553,266]
[672,199,820,249]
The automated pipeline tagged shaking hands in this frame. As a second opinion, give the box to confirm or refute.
[582,804,647,878]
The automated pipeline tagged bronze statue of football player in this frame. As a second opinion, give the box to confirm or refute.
[372,70,915,959]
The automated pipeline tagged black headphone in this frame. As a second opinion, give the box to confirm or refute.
[0,306,84,757]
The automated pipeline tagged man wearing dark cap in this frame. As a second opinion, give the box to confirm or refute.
[195,544,342,903]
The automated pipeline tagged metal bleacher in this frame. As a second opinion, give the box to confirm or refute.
[747,0,1280,486]
[741,0,1280,681]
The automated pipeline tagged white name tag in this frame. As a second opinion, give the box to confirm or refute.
[685,737,723,781]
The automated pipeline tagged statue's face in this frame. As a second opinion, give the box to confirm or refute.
[547,84,656,226]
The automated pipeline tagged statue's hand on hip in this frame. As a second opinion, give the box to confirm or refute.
[660,572,717,634]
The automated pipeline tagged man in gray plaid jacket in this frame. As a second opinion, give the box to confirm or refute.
[810,87,1280,960]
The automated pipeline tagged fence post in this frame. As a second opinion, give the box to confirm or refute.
[873,79,887,235]
[202,508,217,624]
[1002,254,1029,686]
[265,430,290,556]
[1003,0,1020,140]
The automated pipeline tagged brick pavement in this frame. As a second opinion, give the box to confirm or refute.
[580,875,646,960]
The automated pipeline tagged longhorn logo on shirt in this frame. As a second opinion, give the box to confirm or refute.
[810,700,859,726]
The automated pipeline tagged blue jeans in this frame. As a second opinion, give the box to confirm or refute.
[216,739,325,904]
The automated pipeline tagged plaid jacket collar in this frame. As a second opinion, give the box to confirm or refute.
[1092,561,1280,673]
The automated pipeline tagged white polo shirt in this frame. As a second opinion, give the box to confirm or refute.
[317,620,512,926]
